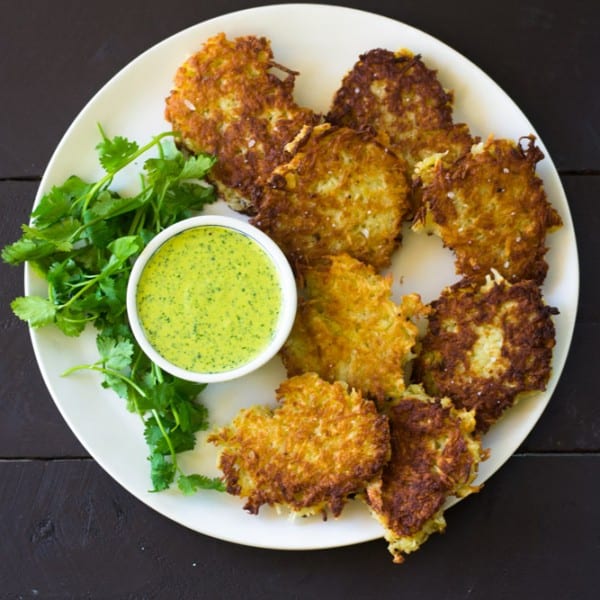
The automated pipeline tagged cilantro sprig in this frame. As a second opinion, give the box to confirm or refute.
[3,126,224,494]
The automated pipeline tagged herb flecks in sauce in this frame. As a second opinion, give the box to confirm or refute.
[137,226,282,373]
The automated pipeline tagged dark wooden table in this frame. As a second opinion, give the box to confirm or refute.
[1,1,598,598]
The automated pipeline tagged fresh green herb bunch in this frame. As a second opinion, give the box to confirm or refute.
[2,126,225,494]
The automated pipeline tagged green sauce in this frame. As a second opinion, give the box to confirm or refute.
[136,225,282,373]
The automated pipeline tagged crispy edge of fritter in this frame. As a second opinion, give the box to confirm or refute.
[164,32,318,213]
[398,122,476,173]
[281,253,427,401]
[327,48,454,136]
[251,123,412,270]
[364,385,485,564]
[207,373,391,519]
[413,271,559,432]
[327,48,475,172]
[412,135,563,284]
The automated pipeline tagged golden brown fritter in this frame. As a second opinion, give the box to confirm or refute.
[365,385,484,564]
[164,33,318,213]
[208,373,390,518]
[281,254,426,401]
[413,136,563,284]
[413,272,558,432]
[328,48,453,136]
[251,123,412,269]
[327,48,475,171]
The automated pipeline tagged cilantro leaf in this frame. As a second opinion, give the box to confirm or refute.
[149,452,176,492]
[106,235,142,262]
[11,296,56,327]
[93,335,135,397]
[47,258,86,303]
[173,396,209,434]
[86,189,148,221]
[23,217,82,244]
[143,416,196,456]
[31,186,74,226]
[96,130,139,173]
[55,312,87,337]
[178,153,217,181]
[178,474,225,495]
[97,335,134,371]
[31,176,92,227]
[1,237,72,265]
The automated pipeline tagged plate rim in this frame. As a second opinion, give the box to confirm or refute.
[25,3,579,551]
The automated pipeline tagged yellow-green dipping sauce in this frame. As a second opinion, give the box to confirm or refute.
[136,225,282,373]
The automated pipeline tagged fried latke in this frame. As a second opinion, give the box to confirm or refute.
[251,123,411,269]
[281,254,426,401]
[208,373,390,518]
[327,48,475,171]
[165,33,318,212]
[414,272,558,432]
[365,385,484,564]
[413,136,563,284]
[281,254,425,400]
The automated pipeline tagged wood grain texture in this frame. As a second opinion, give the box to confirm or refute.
[564,176,600,323]
[0,182,87,458]
[1,0,598,597]
[1,456,598,599]
[0,0,598,178]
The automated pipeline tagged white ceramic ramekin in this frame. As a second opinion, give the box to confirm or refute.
[126,215,297,383]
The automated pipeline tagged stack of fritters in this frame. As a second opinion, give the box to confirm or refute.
[413,136,563,284]
[208,373,390,518]
[281,253,426,402]
[165,33,318,213]
[365,385,485,564]
[252,123,412,270]
[414,272,559,432]
[327,48,475,173]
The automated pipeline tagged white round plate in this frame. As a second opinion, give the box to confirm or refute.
[26,4,579,550]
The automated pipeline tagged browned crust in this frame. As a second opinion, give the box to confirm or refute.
[327,48,475,171]
[328,48,454,136]
[405,123,475,172]
[415,135,563,284]
[365,390,483,562]
[281,254,426,401]
[208,373,391,518]
[165,33,318,212]
[251,124,411,269]
[414,276,558,432]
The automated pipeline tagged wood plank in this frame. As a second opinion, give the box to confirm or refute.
[1,0,598,178]
[0,182,87,458]
[521,322,600,451]
[522,175,599,451]
[1,455,598,598]
[563,175,600,323]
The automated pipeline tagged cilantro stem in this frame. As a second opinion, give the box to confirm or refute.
[151,409,178,466]
[128,206,145,236]
[78,131,175,216]
[57,265,126,310]
[61,364,147,398]
[152,362,164,384]
[63,362,147,422]
[129,347,145,381]
[60,313,97,324]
